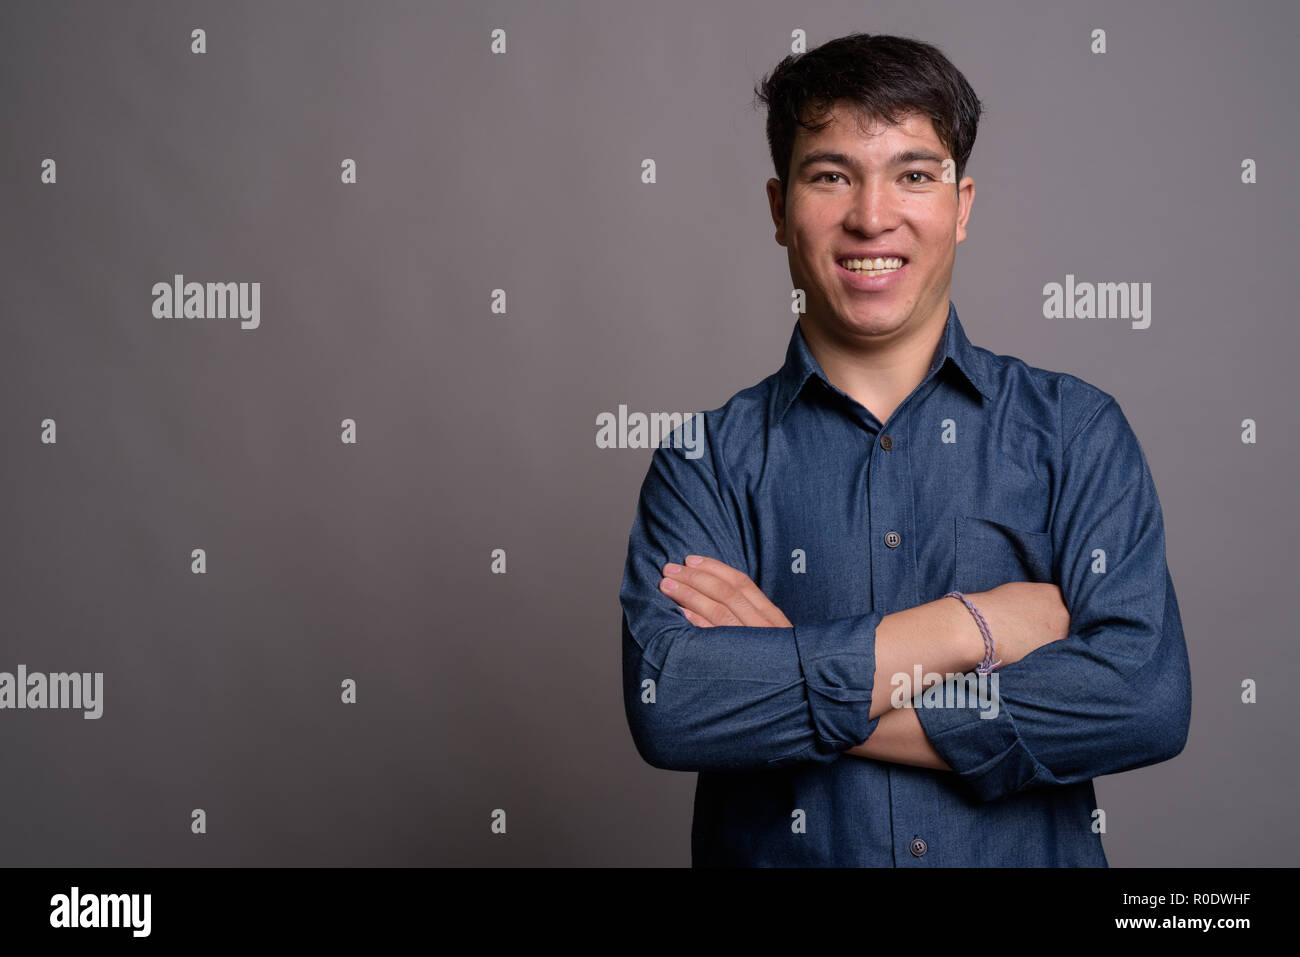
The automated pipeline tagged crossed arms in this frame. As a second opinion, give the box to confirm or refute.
[656,555,1067,771]
[620,397,1192,802]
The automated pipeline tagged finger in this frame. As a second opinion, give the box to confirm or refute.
[662,562,772,627]
[662,563,765,627]
[681,607,713,628]
[676,553,785,629]
[659,572,749,627]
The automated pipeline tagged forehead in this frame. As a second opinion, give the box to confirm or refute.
[794,103,942,154]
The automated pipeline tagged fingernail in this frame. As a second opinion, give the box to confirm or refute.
[685,555,703,565]
[660,578,677,591]
[664,563,681,573]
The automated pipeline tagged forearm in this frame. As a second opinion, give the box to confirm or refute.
[844,705,951,770]
[868,593,985,721]
[913,570,1190,802]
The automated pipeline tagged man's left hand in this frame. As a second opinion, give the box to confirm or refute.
[660,555,793,628]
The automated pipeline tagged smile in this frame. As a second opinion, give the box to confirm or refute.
[837,257,904,276]
[835,257,908,290]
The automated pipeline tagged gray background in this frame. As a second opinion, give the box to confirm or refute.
[1,0,1295,866]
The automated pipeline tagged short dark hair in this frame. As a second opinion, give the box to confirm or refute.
[753,33,985,202]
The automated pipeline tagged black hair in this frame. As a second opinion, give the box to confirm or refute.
[753,33,985,201]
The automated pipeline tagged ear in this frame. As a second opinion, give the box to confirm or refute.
[766,178,789,247]
[955,176,975,244]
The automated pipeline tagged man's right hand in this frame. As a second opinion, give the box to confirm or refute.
[963,581,1071,668]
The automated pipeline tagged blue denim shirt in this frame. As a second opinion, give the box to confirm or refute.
[619,301,1191,866]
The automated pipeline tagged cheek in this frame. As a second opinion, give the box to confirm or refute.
[915,225,957,258]
[793,238,830,272]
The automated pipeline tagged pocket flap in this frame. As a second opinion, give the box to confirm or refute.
[954,515,1055,594]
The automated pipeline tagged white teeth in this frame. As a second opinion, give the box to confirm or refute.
[839,256,903,274]
[839,257,903,271]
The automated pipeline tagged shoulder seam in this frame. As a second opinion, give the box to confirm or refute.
[1064,395,1116,452]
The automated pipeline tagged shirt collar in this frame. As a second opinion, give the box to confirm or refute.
[774,301,995,423]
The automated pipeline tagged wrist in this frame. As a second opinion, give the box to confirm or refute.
[948,589,988,671]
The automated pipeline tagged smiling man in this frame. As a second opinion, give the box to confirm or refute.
[619,33,1191,867]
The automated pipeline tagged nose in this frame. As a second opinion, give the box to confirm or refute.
[842,176,900,235]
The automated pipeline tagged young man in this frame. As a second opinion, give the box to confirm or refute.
[619,34,1191,866]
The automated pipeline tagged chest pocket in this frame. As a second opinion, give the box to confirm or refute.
[954,515,1055,594]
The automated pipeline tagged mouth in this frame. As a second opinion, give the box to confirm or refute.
[836,256,906,276]
[835,256,907,289]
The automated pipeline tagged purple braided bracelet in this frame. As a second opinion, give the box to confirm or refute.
[945,590,1002,674]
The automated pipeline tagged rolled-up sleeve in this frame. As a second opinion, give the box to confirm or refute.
[620,426,883,772]
[914,396,1192,803]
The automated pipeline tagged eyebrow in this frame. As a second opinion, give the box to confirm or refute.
[797,149,948,173]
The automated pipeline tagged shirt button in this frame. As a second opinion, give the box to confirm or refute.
[885,531,901,548]
[880,434,893,450]
[910,838,927,857]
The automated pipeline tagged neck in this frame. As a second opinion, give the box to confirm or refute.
[800,300,949,425]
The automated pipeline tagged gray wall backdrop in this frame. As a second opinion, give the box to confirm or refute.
[1,0,1295,866]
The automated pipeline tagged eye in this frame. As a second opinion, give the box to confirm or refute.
[814,172,845,184]
[904,170,934,184]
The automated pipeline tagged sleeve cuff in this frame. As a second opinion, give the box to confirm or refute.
[914,687,1060,802]
[791,611,883,755]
